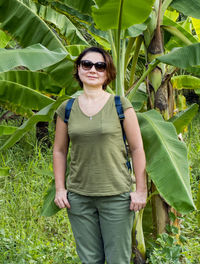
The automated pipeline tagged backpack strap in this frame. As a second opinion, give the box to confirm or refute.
[64,98,76,124]
[114,96,132,172]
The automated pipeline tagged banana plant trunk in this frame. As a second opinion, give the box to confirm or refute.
[147,0,171,234]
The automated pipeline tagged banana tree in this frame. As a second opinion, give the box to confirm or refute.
[0,0,200,262]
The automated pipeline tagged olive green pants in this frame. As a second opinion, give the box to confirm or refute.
[67,191,134,264]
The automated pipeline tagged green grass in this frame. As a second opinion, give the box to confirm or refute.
[0,113,200,263]
[181,112,200,264]
[0,125,79,263]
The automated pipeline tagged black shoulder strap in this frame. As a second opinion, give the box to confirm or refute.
[64,98,75,124]
[114,96,132,172]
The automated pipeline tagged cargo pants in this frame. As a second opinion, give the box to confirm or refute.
[67,191,134,264]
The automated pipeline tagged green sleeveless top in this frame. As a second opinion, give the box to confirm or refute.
[56,94,133,196]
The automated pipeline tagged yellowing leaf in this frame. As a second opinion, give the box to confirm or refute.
[165,10,179,22]
[191,17,200,40]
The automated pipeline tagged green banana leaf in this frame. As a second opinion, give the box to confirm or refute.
[0,125,17,136]
[51,0,93,16]
[170,0,200,19]
[33,168,60,217]
[41,179,60,217]
[39,0,93,24]
[163,16,198,48]
[171,75,200,91]
[38,5,88,45]
[65,45,90,57]
[0,0,65,51]
[28,0,89,46]
[45,59,80,93]
[125,23,148,38]
[169,104,199,134]
[41,148,71,217]
[92,0,155,30]
[87,24,111,50]
[157,43,200,76]
[0,44,67,73]
[0,71,62,95]
[0,80,54,117]
[129,83,148,111]
[0,96,69,151]
[137,110,195,214]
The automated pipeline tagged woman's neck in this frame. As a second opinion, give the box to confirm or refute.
[82,86,106,101]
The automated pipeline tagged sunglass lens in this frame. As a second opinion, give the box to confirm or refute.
[95,62,106,72]
[81,60,93,70]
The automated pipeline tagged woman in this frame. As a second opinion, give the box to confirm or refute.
[53,46,147,264]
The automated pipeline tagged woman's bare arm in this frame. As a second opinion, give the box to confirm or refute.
[53,116,70,209]
[123,107,147,211]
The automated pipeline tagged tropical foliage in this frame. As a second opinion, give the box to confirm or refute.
[1,0,200,261]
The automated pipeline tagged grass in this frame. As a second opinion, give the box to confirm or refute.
[0,113,200,263]
[0,123,79,263]
[180,112,200,263]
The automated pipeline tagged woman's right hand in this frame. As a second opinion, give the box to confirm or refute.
[54,189,71,209]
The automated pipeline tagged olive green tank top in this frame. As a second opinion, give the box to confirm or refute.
[56,94,133,196]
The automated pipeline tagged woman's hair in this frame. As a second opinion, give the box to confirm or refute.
[74,46,116,90]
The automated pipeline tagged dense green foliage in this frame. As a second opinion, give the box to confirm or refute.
[0,0,200,261]
[0,112,199,263]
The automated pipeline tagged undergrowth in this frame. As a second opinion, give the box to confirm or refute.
[0,122,79,264]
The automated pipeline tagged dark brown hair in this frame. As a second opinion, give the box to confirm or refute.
[74,46,116,90]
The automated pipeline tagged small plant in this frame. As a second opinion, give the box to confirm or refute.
[146,212,187,264]
[146,232,184,264]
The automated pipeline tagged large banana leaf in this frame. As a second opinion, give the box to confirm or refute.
[37,5,88,45]
[36,0,93,25]
[171,75,200,92]
[0,71,62,95]
[87,23,111,50]
[0,80,54,117]
[163,16,198,47]
[157,43,200,76]
[92,0,155,30]
[170,0,200,19]
[20,0,89,45]
[169,104,199,134]
[0,0,65,51]
[65,45,90,57]
[137,110,195,213]
[49,0,93,16]
[45,59,80,93]
[0,96,69,151]
[0,44,67,73]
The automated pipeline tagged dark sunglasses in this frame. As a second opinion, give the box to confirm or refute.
[80,60,106,72]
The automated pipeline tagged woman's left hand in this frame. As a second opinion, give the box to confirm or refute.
[130,191,147,212]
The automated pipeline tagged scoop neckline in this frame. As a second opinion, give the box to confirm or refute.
[77,94,113,118]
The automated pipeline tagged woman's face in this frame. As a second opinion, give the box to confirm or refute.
[78,52,107,89]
